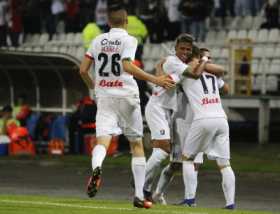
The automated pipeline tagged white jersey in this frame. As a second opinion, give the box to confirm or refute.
[181,72,227,120]
[86,28,139,98]
[149,55,187,111]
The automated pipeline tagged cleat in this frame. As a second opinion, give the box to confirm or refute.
[224,204,235,210]
[152,193,167,205]
[143,190,154,202]
[177,198,196,207]
[133,197,153,209]
[86,167,102,198]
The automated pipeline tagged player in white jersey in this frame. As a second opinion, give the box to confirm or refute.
[79,7,175,208]
[151,46,229,205]
[180,48,235,209]
[143,34,211,201]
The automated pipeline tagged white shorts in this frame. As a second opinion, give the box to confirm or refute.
[171,118,204,164]
[183,118,230,160]
[145,100,172,140]
[96,97,143,138]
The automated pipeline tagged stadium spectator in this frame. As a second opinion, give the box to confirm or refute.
[65,0,81,33]
[50,0,65,34]
[7,0,23,47]
[260,0,280,29]
[235,0,251,16]
[137,0,167,43]
[0,105,20,135]
[40,0,54,40]
[13,94,32,127]
[79,5,175,208]
[0,0,8,47]
[214,0,235,18]
[179,0,214,42]
[82,19,102,49]
[94,0,109,32]
[22,0,41,34]
[164,0,181,41]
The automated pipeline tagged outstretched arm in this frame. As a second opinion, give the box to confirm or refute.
[79,56,95,89]
[122,59,175,89]
[204,63,225,77]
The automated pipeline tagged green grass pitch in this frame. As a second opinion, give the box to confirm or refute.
[0,195,276,214]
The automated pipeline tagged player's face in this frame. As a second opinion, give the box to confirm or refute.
[175,42,192,63]
[201,51,212,63]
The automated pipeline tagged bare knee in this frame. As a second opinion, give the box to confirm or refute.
[129,139,145,157]
[152,139,171,153]
[97,136,112,150]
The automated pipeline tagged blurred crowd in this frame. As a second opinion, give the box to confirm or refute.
[1,0,279,48]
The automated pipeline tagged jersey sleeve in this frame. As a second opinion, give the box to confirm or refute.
[121,36,138,61]
[217,77,225,89]
[163,58,188,83]
[85,39,96,60]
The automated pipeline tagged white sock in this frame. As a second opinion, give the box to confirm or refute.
[131,157,146,200]
[91,144,107,170]
[183,161,197,199]
[155,164,174,195]
[221,166,235,206]
[144,148,169,192]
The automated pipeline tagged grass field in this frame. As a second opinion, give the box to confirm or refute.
[0,143,279,213]
[0,195,277,214]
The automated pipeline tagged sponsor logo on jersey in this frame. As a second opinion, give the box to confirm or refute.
[101,39,121,53]
[201,97,220,105]
[99,79,123,87]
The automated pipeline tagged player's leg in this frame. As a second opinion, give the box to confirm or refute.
[143,102,171,199]
[153,162,181,204]
[144,139,170,199]
[181,120,211,206]
[87,98,120,198]
[129,138,152,208]
[120,97,151,208]
[212,119,235,209]
[216,158,235,209]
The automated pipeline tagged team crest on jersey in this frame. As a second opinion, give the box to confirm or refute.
[160,129,165,135]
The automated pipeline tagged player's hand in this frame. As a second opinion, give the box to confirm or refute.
[156,75,176,89]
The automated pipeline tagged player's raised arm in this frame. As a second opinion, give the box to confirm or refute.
[182,56,208,79]
[79,56,95,89]
[204,63,225,77]
[122,59,175,89]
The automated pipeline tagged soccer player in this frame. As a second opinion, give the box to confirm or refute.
[79,6,175,208]
[143,34,210,201]
[152,47,229,205]
[180,49,235,209]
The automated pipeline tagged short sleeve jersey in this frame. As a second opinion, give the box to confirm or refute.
[86,28,139,98]
[181,72,227,120]
[150,55,188,111]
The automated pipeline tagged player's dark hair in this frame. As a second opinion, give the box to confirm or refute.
[108,8,127,27]
[175,33,194,46]
[200,47,210,53]
[191,45,200,59]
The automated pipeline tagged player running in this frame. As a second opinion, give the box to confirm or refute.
[79,6,175,208]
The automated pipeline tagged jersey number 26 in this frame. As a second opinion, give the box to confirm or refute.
[98,53,121,77]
